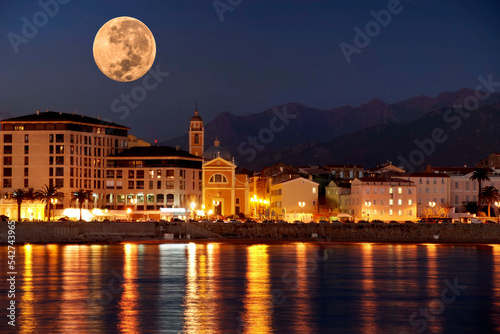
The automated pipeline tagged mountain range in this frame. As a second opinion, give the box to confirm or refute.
[162,88,500,171]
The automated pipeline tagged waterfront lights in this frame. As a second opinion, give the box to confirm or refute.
[365,201,371,222]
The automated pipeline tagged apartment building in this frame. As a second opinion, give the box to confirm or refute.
[350,177,417,221]
[403,173,450,216]
[269,177,319,222]
[0,111,129,212]
[104,146,203,218]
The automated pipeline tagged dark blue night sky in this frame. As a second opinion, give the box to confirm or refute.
[1,0,499,142]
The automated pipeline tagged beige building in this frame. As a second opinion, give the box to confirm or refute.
[104,146,203,219]
[402,173,451,217]
[0,111,129,217]
[269,177,319,222]
[350,177,417,222]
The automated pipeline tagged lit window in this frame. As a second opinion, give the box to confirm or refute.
[408,199,412,205]
[389,199,393,205]
[389,187,393,194]
[398,187,402,194]
[398,199,402,205]
[389,209,393,216]
[313,188,316,194]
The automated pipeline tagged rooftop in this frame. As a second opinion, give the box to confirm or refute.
[1,110,129,129]
[109,146,202,159]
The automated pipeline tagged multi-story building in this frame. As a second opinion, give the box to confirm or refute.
[0,111,129,216]
[325,180,351,213]
[402,173,451,217]
[269,177,319,222]
[350,177,417,222]
[425,166,500,213]
[104,145,203,219]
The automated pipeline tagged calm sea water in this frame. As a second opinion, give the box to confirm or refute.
[1,242,500,334]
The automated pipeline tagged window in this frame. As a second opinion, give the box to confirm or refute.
[398,199,402,205]
[166,194,174,202]
[389,199,393,205]
[157,180,161,189]
[3,134,12,143]
[398,187,402,194]
[55,179,64,187]
[116,181,123,189]
[166,180,174,189]
[137,194,144,203]
[4,146,12,154]
[389,209,393,216]
[24,168,29,177]
[455,182,459,189]
[313,187,316,194]
[24,134,29,143]
[147,194,154,203]
[55,168,64,177]
[3,179,12,187]
[107,170,115,178]
[149,181,153,189]
[56,156,64,165]
[209,174,228,183]
[55,145,64,154]
[236,198,240,204]
[116,170,123,178]
[3,168,12,177]
[128,170,135,179]
[24,179,29,187]
[180,181,185,190]
[137,170,144,179]
[3,157,12,165]
[157,194,164,202]
[55,134,64,143]
[136,181,144,189]
[149,170,154,179]
[408,199,412,205]
[157,170,161,179]
[24,157,29,165]
[194,133,199,144]
[398,210,403,216]
[49,134,54,143]
[117,195,125,203]
[106,180,114,189]
[180,170,186,179]
[166,170,174,178]
[128,181,134,189]
[389,187,393,194]
[49,168,54,177]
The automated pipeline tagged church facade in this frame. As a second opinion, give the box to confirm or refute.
[188,111,249,217]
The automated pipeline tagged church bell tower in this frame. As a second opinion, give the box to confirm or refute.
[189,108,204,157]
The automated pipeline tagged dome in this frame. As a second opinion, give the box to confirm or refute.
[190,109,203,122]
[203,139,232,161]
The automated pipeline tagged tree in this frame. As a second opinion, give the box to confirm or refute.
[464,201,478,215]
[35,185,63,222]
[479,186,500,217]
[12,188,26,221]
[71,189,93,221]
[470,168,490,212]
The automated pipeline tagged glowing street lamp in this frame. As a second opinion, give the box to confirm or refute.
[190,202,196,220]
[428,201,436,220]
[495,201,500,224]
[126,207,132,221]
[365,201,371,222]
[298,201,305,222]
[50,198,58,221]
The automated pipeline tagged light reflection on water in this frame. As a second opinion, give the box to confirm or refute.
[3,242,500,333]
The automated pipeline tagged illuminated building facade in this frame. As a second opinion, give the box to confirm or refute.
[0,111,129,218]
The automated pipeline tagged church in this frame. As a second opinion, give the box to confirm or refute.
[188,109,249,217]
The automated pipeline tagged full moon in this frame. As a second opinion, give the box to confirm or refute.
[93,17,156,82]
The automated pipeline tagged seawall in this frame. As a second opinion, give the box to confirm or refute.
[2,221,500,244]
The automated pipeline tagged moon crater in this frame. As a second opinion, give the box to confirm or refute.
[93,17,156,82]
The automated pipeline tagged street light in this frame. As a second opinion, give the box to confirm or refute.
[126,207,132,221]
[428,201,436,220]
[190,202,196,220]
[298,201,305,222]
[50,198,58,221]
[495,201,500,224]
[365,201,371,222]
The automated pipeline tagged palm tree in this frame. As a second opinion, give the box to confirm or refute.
[35,185,63,221]
[470,168,490,213]
[12,188,26,221]
[479,186,500,217]
[71,189,93,221]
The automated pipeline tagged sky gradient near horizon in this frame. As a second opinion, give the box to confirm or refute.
[1,0,499,142]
